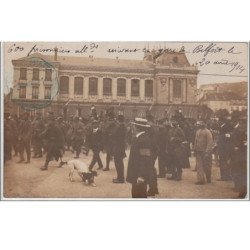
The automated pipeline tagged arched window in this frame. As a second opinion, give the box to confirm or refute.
[103,78,112,96]
[60,76,69,94]
[117,78,126,96]
[74,77,83,95]
[131,79,139,97]
[145,80,153,97]
[89,77,98,95]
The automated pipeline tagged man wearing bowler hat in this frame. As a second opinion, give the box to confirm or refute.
[126,118,158,198]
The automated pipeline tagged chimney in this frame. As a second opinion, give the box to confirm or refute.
[54,47,58,61]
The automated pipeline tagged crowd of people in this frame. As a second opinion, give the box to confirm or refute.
[4,105,248,198]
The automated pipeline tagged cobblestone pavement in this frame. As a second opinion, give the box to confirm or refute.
[3,150,239,199]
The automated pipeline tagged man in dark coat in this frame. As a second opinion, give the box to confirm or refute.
[72,116,85,158]
[167,120,186,181]
[103,117,116,171]
[126,118,158,198]
[229,119,247,198]
[89,120,104,171]
[32,113,45,158]
[17,112,32,164]
[217,119,233,181]
[4,113,12,162]
[112,112,127,183]
[40,112,64,170]
[157,121,168,178]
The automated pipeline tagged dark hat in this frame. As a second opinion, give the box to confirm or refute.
[132,118,150,128]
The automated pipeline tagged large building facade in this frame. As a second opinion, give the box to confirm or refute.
[10,49,199,119]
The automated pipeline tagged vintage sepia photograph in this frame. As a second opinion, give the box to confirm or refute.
[2,42,248,199]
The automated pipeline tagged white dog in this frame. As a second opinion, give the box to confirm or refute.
[61,159,97,186]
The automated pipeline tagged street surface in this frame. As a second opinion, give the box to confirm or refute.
[3,150,239,199]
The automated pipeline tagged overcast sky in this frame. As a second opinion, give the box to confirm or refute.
[3,42,248,93]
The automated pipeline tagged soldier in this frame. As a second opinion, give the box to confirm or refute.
[9,114,19,157]
[167,119,186,181]
[217,118,233,181]
[193,121,213,185]
[71,116,85,158]
[146,114,159,196]
[103,116,116,171]
[32,112,45,158]
[17,112,32,164]
[157,120,168,178]
[126,118,158,198]
[112,112,127,183]
[65,116,73,151]
[40,112,65,171]
[90,104,98,120]
[4,113,12,162]
[56,116,67,152]
[88,120,104,171]
[230,118,247,198]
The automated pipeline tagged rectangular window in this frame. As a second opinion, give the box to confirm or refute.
[19,86,26,99]
[32,86,39,99]
[131,79,140,97]
[103,78,112,96]
[20,68,27,80]
[89,77,98,95]
[45,69,52,81]
[117,79,126,96]
[145,80,153,97]
[74,77,83,95]
[33,68,39,80]
[173,79,182,98]
[45,87,51,99]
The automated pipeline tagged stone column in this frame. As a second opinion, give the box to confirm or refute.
[140,79,145,101]
[98,77,103,100]
[126,78,131,101]
[69,76,74,99]
[112,77,117,101]
[84,76,89,99]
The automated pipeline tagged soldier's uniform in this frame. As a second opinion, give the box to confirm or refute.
[40,112,64,170]
[217,121,233,181]
[230,121,247,198]
[9,115,19,156]
[103,118,116,171]
[17,113,32,164]
[72,116,85,158]
[4,113,12,162]
[126,118,158,198]
[32,113,45,158]
[167,121,186,181]
[194,121,214,184]
[112,114,127,183]
[89,121,104,170]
